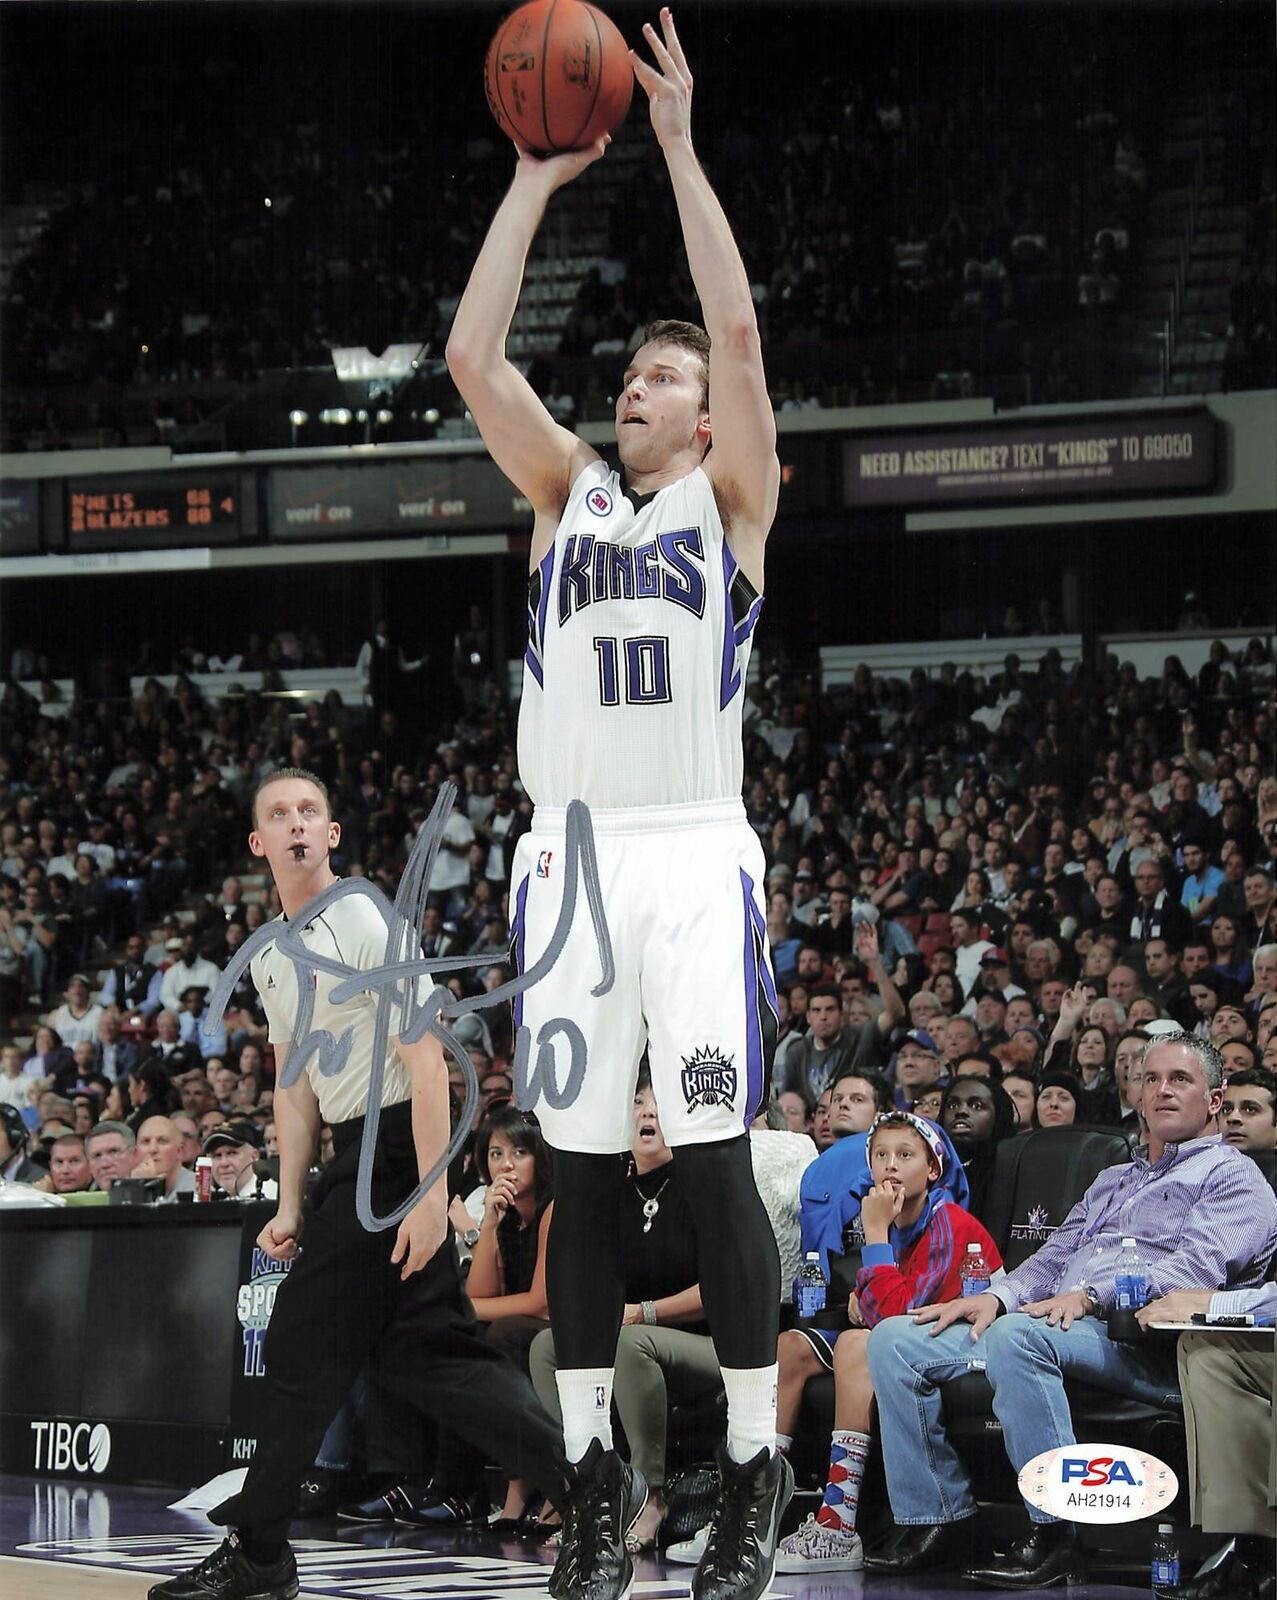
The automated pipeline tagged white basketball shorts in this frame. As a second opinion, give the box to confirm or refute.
[509,798,778,1153]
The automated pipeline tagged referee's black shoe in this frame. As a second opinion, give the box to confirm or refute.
[147,1533,298,1599]
[337,1481,418,1524]
[692,1445,794,1600]
[548,1438,647,1600]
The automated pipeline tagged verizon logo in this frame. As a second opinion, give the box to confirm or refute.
[284,504,353,524]
[398,498,466,518]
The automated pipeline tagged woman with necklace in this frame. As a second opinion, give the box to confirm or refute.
[530,1073,722,1554]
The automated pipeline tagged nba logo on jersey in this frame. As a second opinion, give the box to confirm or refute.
[586,486,613,517]
[680,1046,737,1109]
[536,849,553,878]
[594,1385,608,1410]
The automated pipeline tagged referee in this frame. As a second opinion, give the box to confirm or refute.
[152,769,566,1600]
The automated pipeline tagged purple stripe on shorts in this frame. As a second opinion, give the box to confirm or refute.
[512,874,530,1030]
[740,866,765,1126]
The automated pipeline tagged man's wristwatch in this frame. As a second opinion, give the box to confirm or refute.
[1081,1285,1102,1315]
[461,1227,481,1248]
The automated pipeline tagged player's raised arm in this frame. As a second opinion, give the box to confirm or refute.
[446,145,605,517]
[632,8,779,583]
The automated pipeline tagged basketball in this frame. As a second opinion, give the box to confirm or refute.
[484,0,634,155]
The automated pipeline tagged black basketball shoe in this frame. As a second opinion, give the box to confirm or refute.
[692,1445,794,1600]
[548,1438,648,1600]
[147,1533,299,1599]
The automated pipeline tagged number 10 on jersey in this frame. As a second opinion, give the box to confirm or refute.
[594,636,672,706]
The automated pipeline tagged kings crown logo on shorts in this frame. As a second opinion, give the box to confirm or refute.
[681,1046,737,1109]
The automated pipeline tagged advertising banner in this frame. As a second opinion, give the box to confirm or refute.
[269,459,532,538]
[845,410,1217,507]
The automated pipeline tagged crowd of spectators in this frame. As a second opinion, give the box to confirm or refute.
[2,621,1274,1181]
[2,618,1276,1562]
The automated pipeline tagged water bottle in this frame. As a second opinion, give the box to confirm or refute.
[1114,1237,1149,1311]
[795,1251,827,1319]
[1151,1523,1180,1594]
[960,1241,992,1296]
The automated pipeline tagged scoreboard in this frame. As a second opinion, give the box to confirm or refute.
[65,474,241,548]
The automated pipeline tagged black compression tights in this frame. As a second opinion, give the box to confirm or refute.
[545,1136,779,1372]
[545,1150,627,1368]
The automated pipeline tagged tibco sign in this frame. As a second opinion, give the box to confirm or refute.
[31,1420,112,1475]
[1018,1442,1178,1523]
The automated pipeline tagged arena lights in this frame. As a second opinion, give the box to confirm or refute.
[290,405,400,445]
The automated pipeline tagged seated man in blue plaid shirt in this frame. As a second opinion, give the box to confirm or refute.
[862,1031,1277,1590]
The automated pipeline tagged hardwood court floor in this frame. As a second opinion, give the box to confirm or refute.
[0,1473,1163,1599]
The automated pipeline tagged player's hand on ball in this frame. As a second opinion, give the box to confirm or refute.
[512,133,610,194]
[631,8,693,150]
[259,1209,303,1262]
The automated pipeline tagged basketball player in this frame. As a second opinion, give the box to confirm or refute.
[151,769,566,1600]
[448,13,790,1599]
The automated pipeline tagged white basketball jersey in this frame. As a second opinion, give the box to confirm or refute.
[518,462,762,809]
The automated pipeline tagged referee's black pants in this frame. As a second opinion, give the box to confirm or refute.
[210,1101,567,1548]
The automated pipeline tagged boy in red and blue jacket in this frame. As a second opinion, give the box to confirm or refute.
[776,1111,1002,1575]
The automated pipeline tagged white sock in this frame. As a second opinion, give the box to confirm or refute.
[721,1362,778,1465]
[776,1433,794,1456]
[556,1367,614,1462]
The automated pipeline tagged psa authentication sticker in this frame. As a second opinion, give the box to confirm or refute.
[586,486,613,517]
[1017,1443,1178,1524]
